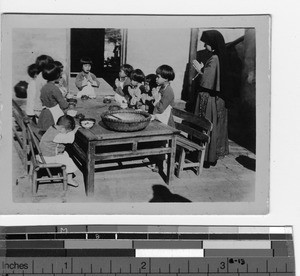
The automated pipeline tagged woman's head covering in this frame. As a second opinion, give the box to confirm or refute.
[200,30,229,98]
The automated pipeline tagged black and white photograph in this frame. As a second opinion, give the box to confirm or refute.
[0,14,270,214]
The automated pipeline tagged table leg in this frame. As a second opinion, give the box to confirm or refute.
[166,136,176,184]
[85,142,95,196]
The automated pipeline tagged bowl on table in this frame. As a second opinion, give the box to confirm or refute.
[108,105,122,112]
[80,118,96,129]
[81,95,89,101]
[67,109,78,117]
[101,109,151,132]
[67,98,77,104]
[75,113,85,120]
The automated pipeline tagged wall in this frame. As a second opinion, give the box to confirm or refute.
[126,29,190,100]
[12,29,68,87]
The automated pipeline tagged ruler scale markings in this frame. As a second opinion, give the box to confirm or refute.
[0,226,295,276]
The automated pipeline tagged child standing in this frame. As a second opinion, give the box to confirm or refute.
[75,57,100,99]
[37,62,69,131]
[152,64,175,127]
[39,115,80,187]
[114,64,133,107]
[123,69,146,109]
[25,63,39,123]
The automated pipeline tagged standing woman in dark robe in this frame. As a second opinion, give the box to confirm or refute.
[193,30,229,166]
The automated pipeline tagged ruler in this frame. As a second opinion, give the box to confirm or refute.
[0,225,295,275]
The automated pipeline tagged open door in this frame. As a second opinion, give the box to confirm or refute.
[70,28,105,77]
[70,28,124,88]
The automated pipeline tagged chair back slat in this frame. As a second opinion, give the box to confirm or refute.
[23,118,53,178]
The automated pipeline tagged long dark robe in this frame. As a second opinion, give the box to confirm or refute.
[195,54,229,163]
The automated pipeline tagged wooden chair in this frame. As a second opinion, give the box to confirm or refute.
[23,118,68,195]
[12,99,28,172]
[172,107,213,178]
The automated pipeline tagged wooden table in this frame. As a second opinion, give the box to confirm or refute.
[71,97,179,196]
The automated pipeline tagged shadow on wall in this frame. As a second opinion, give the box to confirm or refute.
[149,185,192,203]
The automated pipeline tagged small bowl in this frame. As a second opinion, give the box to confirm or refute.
[67,98,78,104]
[80,118,96,129]
[81,95,89,100]
[103,98,111,104]
[75,113,85,120]
[108,105,122,111]
[67,109,78,117]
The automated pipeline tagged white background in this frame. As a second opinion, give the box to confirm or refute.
[1,0,300,272]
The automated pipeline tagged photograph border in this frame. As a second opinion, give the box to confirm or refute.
[0,13,271,214]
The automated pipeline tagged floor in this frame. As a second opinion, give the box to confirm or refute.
[12,139,256,203]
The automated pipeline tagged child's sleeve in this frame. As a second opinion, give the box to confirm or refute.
[91,73,100,88]
[53,131,75,144]
[153,88,174,114]
[53,87,69,110]
[75,73,85,90]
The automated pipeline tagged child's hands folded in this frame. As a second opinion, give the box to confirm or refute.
[115,78,121,87]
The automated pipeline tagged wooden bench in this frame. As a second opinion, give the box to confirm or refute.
[172,107,213,178]
[23,117,68,195]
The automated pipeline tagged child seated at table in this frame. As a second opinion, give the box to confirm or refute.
[37,62,70,131]
[114,64,133,107]
[75,57,100,99]
[39,115,80,187]
[54,60,68,97]
[123,69,147,109]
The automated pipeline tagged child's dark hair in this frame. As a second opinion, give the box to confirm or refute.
[35,55,54,73]
[57,115,75,131]
[27,63,39,78]
[145,74,158,90]
[130,69,145,83]
[156,64,175,81]
[42,63,61,81]
[54,60,63,69]
[80,57,93,65]
[120,64,134,77]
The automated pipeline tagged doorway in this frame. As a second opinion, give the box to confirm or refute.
[70,28,124,88]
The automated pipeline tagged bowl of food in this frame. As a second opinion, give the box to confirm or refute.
[67,109,78,117]
[75,113,85,120]
[80,118,96,129]
[101,109,151,132]
[81,95,89,101]
[108,105,122,112]
[67,98,77,104]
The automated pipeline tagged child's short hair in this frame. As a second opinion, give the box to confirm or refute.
[35,55,54,73]
[156,65,175,81]
[54,60,63,69]
[145,74,158,89]
[27,63,39,78]
[42,63,61,81]
[120,64,134,77]
[57,115,75,131]
[80,57,93,65]
[130,69,145,83]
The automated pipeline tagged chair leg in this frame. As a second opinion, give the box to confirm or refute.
[32,170,38,195]
[176,147,186,178]
[62,168,68,191]
[198,148,206,176]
